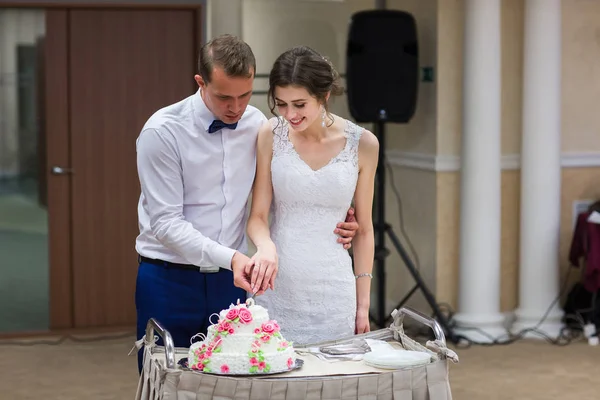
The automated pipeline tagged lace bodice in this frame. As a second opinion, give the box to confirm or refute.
[254,117,363,345]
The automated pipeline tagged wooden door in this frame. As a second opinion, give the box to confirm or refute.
[46,8,199,329]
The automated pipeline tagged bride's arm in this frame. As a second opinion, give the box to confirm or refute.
[246,120,277,294]
[352,129,379,333]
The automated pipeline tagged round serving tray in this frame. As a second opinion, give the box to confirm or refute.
[178,357,304,377]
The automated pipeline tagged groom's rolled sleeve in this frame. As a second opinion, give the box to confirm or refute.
[137,127,235,270]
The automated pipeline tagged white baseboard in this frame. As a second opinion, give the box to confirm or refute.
[386,151,600,172]
[561,152,600,168]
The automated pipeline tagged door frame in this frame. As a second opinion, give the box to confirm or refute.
[0,1,205,338]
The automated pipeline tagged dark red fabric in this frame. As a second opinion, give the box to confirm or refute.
[569,212,600,293]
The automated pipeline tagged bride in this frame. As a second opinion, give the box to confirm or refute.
[245,46,379,345]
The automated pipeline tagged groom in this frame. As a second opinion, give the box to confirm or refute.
[134,34,358,371]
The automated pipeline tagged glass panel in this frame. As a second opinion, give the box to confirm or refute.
[0,8,48,333]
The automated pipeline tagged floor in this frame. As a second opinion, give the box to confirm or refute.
[0,333,597,400]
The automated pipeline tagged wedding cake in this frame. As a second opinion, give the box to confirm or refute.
[188,298,297,375]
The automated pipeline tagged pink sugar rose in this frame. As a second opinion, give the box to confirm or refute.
[228,328,235,334]
[281,341,288,348]
[221,365,230,373]
[254,328,261,334]
[206,350,212,357]
[258,361,266,370]
[218,321,232,332]
[250,357,259,366]
[261,321,277,333]
[226,308,239,321]
[287,358,294,369]
[260,334,271,342]
[238,308,253,324]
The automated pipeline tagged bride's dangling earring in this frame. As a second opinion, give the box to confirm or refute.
[321,106,326,128]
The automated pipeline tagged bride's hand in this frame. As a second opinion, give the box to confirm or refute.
[355,307,371,334]
[245,242,278,295]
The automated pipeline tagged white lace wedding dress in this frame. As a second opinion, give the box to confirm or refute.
[254,117,363,346]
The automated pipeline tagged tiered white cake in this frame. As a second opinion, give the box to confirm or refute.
[188,298,296,375]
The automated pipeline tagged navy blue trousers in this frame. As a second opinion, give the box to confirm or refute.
[135,261,247,373]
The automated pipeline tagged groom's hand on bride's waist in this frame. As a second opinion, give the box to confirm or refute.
[335,207,360,250]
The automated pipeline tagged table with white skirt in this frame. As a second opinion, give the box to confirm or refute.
[134,307,459,400]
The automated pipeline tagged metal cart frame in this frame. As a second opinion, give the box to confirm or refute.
[134,307,459,400]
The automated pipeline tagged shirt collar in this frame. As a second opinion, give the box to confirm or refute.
[192,89,216,133]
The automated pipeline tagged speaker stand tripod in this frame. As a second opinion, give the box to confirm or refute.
[369,119,457,344]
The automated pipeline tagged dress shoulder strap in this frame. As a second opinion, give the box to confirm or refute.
[344,119,364,165]
[270,117,293,158]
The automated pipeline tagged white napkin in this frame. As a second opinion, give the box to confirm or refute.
[365,339,396,353]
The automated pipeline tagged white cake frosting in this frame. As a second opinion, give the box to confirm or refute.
[188,298,296,374]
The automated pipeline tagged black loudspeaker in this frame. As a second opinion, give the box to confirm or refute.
[345,10,456,342]
[346,10,419,123]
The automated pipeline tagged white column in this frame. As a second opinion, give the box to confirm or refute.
[453,0,505,343]
[513,0,563,338]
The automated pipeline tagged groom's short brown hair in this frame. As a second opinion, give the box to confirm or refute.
[198,34,256,82]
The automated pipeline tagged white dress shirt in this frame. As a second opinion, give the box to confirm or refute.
[135,89,266,270]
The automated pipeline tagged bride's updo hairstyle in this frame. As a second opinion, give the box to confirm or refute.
[267,46,344,124]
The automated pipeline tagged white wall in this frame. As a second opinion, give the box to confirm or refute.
[240,0,376,119]
[207,0,242,39]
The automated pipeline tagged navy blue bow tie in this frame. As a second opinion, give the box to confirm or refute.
[208,119,238,134]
